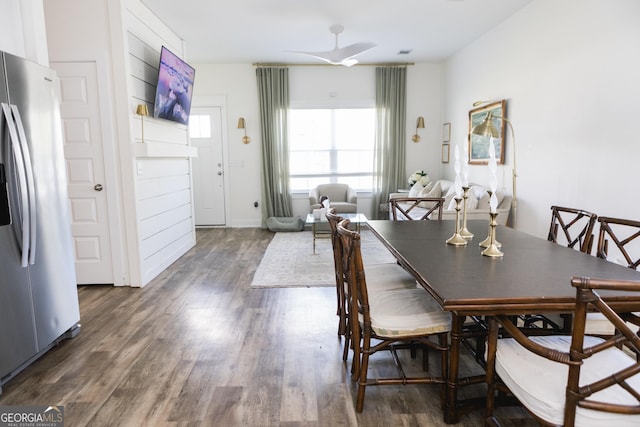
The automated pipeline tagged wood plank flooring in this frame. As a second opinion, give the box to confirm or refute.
[0,228,535,426]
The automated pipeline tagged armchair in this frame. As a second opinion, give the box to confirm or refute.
[309,183,357,213]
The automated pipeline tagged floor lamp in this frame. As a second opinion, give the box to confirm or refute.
[470,110,517,228]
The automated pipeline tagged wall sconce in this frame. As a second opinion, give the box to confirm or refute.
[136,104,149,143]
[237,117,251,144]
[412,116,425,143]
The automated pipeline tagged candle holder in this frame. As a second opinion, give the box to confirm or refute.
[446,197,468,246]
[481,212,503,257]
[479,191,501,248]
[460,186,474,240]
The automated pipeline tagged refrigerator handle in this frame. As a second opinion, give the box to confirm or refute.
[11,105,37,265]
[1,103,30,267]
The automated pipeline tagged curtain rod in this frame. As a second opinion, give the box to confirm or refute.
[253,62,414,67]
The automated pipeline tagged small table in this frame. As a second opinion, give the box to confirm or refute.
[305,213,367,254]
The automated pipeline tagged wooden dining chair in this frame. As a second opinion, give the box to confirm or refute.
[325,208,416,362]
[389,197,445,221]
[521,206,599,332]
[485,276,640,426]
[585,216,640,336]
[596,216,640,270]
[547,205,598,254]
[337,219,451,412]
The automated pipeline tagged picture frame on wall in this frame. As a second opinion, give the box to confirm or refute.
[441,144,450,163]
[442,122,451,142]
[468,100,506,165]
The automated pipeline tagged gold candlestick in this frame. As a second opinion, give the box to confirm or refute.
[481,212,503,257]
[446,197,468,246]
[460,186,474,240]
[479,191,501,248]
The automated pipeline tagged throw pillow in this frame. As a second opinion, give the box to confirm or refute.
[408,182,423,198]
[418,181,443,208]
[439,180,453,195]
[470,185,488,200]
[447,191,478,211]
[478,192,491,210]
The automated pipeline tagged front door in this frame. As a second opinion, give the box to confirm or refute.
[52,61,114,284]
[190,107,226,226]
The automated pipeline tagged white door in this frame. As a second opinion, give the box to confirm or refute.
[190,107,226,226]
[52,61,113,284]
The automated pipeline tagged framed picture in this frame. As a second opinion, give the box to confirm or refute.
[441,144,450,163]
[468,100,506,165]
[442,122,451,142]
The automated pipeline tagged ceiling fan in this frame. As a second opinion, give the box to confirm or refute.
[290,24,376,67]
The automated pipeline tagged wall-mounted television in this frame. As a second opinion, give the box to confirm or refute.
[153,46,196,125]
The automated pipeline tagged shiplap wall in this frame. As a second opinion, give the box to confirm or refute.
[126,1,195,285]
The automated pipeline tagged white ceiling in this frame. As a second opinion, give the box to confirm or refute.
[140,0,533,65]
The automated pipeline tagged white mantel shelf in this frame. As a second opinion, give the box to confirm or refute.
[134,142,198,158]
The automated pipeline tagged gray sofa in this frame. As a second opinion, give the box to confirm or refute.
[389,179,512,225]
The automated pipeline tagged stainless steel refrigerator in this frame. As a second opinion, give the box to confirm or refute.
[0,51,80,393]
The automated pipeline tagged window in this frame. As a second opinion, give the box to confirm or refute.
[289,108,375,192]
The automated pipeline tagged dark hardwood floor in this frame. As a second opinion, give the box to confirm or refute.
[0,228,535,426]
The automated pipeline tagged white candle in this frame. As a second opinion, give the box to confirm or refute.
[462,143,469,187]
[488,139,498,213]
[454,144,462,196]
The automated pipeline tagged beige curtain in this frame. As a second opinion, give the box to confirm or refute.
[372,66,407,219]
[256,67,293,227]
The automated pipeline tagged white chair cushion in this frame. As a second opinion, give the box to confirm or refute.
[365,263,418,294]
[585,312,640,336]
[367,289,451,337]
[495,335,640,426]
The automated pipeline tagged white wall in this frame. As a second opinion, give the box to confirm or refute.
[192,64,262,227]
[443,0,640,239]
[193,63,443,222]
[44,0,197,286]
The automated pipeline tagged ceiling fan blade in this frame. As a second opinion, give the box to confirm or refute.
[287,50,337,64]
[288,26,376,66]
[334,42,377,60]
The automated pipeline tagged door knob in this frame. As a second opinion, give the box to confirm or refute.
[94,184,104,191]
[217,171,222,176]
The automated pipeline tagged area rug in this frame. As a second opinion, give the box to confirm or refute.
[250,229,396,288]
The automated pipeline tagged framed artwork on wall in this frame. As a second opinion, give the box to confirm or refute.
[441,144,450,163]
[442,122,451,142]
[468,100,506,165]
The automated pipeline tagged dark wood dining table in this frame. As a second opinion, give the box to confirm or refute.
[366,219,640,424]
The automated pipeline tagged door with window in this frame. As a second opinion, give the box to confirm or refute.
[190,107,226,226]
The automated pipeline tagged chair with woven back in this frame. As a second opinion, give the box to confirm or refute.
[585,216,640,336]
[548,205,598,254]
[325,208,416,363]
[485,276,640,426]
[521,206,599,332]
[596,216,640,270]
[389,197,445,221]
[336,218,451,412]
